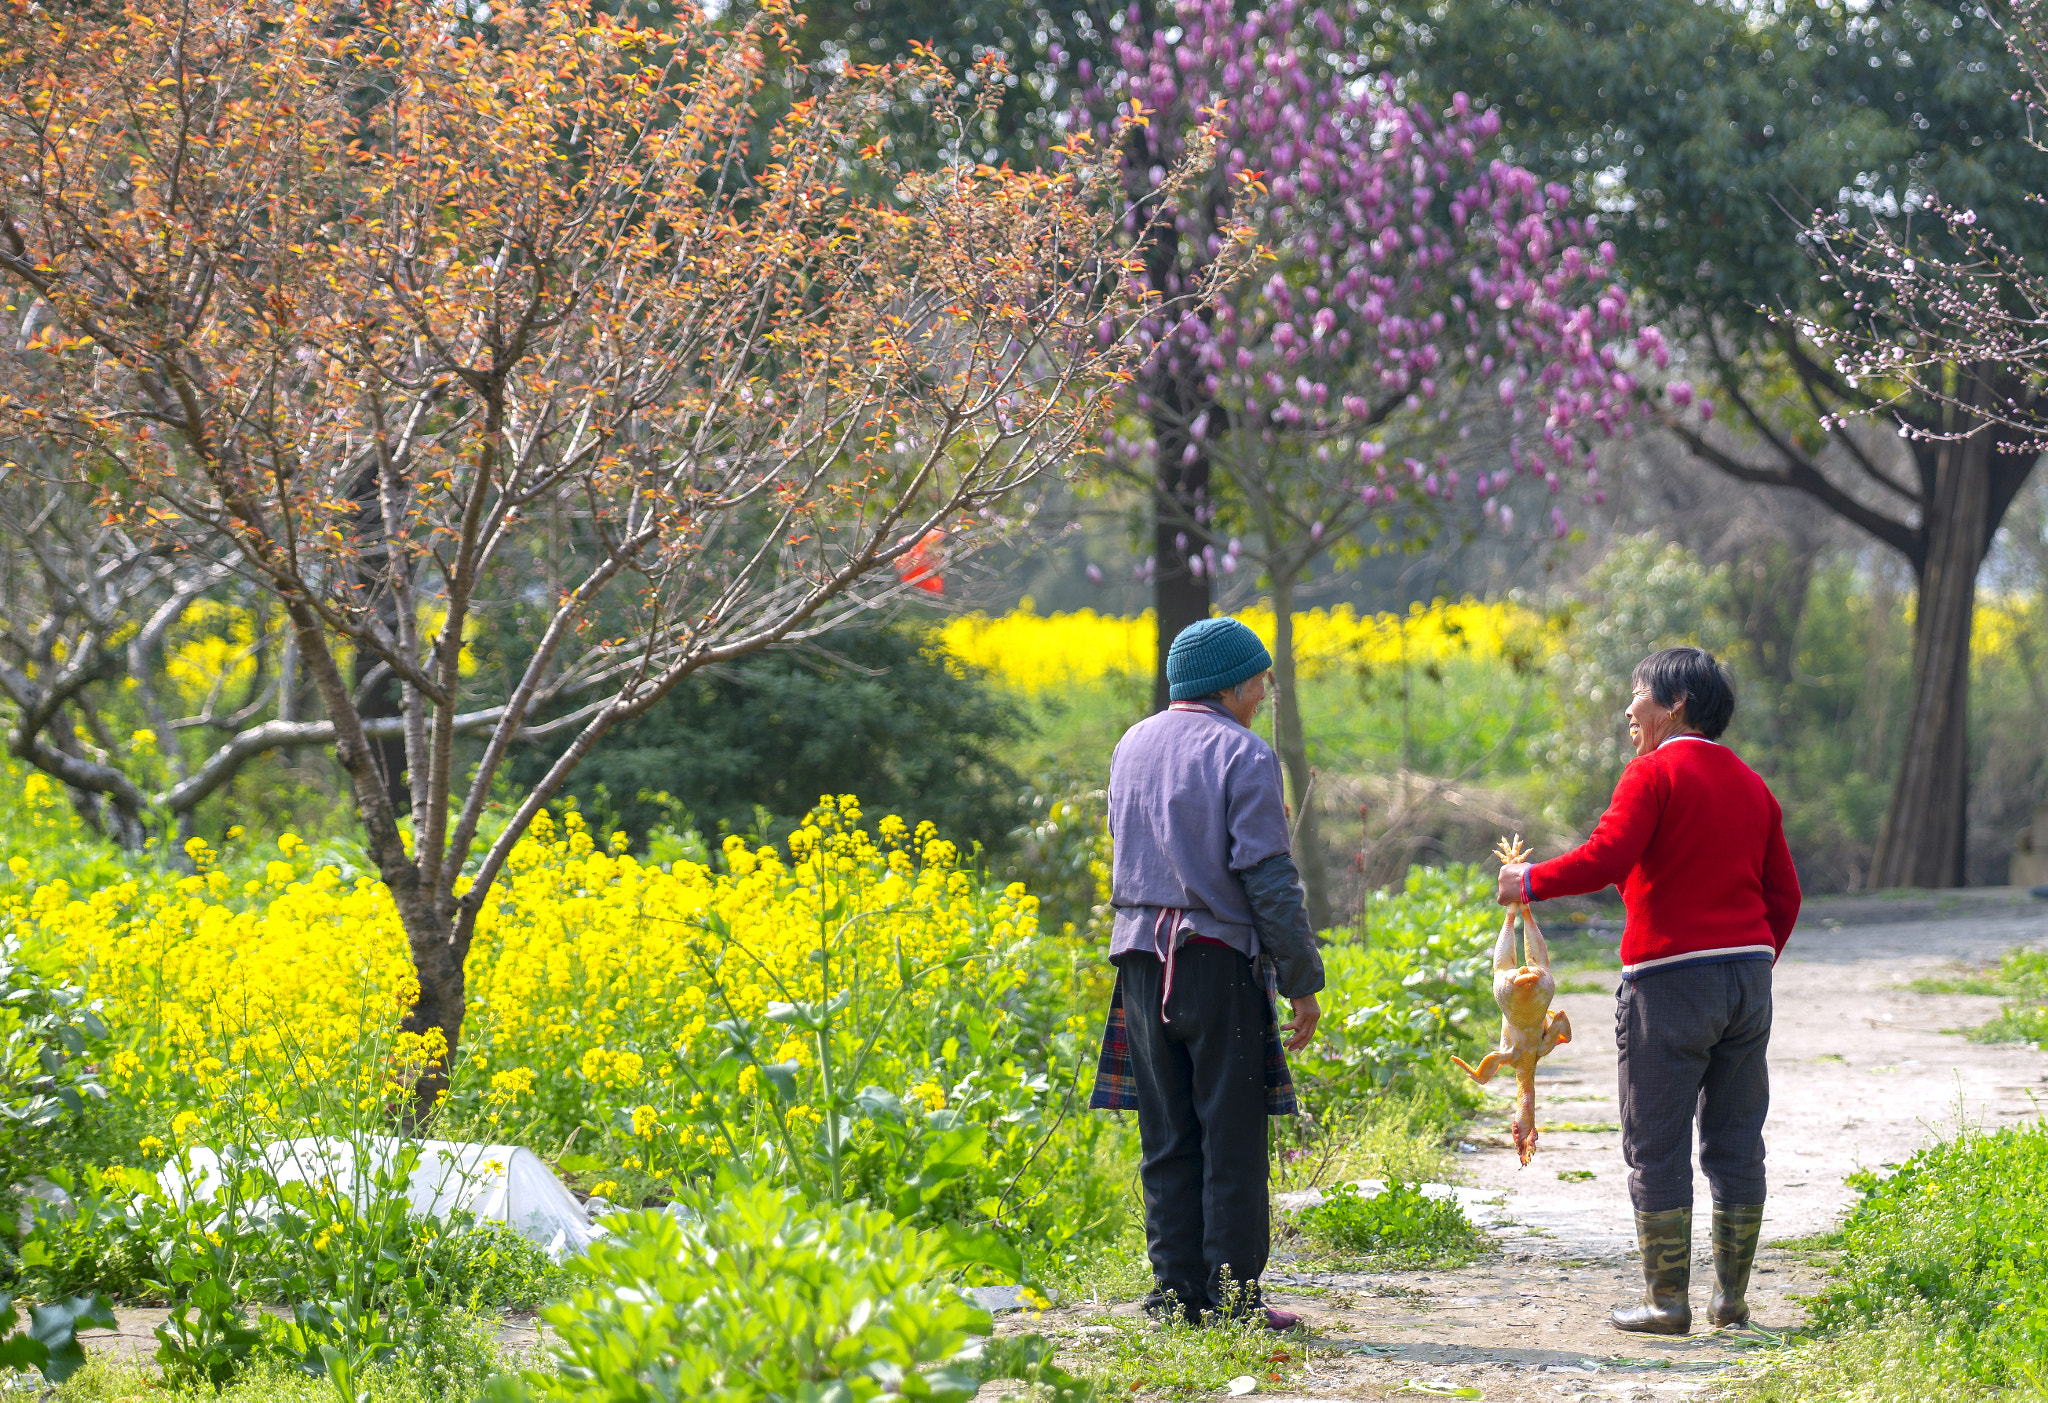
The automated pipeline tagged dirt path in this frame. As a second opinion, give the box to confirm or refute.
[1034,891,2048,1401]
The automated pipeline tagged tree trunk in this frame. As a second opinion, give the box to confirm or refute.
[1270,573,1331,930]
[396,891,466,1125]
[1152,441,1212,712]
[1868,410,1996,889]
[1132,135,1217,713]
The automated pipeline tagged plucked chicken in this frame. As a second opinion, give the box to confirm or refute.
[1450,836,1572,1165]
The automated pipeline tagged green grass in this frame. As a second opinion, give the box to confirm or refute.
[1910,948,2048,1045]
[1728,1117,2048,1399]
[1908,949,2048,999]
[1276,1092,1461,1192]
[54,1340,514,1403]
[1051,1309,1314,1399]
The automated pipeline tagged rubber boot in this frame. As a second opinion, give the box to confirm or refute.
[1710,1203,1765,1327]
[1612,1206,1692,1335]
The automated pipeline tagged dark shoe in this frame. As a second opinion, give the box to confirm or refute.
[1710,1203,1765,1327]
[1141,1287,1201,1325]
[1210,1279,1285,1330]
[1612,1206,1692,1335]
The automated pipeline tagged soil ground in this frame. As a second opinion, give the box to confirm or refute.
[1018,889,2048,1401]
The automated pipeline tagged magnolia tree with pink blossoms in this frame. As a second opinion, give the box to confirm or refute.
[1081,0,1675,923]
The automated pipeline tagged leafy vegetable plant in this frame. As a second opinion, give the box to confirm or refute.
[1297,1182,1487,1268]
[488,1183,1092,1402]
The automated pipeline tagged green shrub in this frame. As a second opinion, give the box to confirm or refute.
[517,626,1028,857]
[1798,1120,2048,1387]
[488,1183,1088,1402]
[1296,1182,1486,1268]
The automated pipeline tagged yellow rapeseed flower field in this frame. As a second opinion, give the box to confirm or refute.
[940,597,1552,692]
[7,790,1092,1212]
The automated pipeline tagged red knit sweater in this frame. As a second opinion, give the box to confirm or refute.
[1528,736,1801,977]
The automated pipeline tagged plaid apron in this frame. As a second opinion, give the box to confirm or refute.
[1087,955,1297,1117]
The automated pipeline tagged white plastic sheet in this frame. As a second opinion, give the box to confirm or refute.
[159,1136,600,1259]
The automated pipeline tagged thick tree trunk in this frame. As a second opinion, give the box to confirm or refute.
[396,890,466,1125]
[1130,126,1219,713]
[1270,574,1331,930]
[1868,425,1992,889]
[1150,390,1214,712]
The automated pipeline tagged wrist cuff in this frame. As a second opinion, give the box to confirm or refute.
[1521,868,1533,902]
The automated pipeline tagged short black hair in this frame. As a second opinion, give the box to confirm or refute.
[1631,647,1735,740]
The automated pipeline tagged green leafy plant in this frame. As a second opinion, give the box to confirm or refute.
[1297,1182,1486,1268]
[150,1259,267,1389]
[1294,864,1500,1118]
[0,929,113,1192]
[0,1291,115,1383]
[1797,1119,2048,1386]
[411,1220,570,1314]
[16,1166,160,1302]
[488,1183,1089,1402]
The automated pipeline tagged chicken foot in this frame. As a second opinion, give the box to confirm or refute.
[1449,835,1572,1165]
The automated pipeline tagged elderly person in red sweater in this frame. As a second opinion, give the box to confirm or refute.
[1498,647,1800,1337]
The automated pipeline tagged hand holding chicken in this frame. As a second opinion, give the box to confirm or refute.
[1450,836,1572,1165]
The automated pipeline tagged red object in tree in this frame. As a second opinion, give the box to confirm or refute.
[894,530,946,594]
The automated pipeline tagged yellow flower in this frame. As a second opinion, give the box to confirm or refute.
[588,1180,619,1201]
[17,774,1077,1200]
[490,1068,536,1100]
[129,729,158,754]
[139,1135,166,1157]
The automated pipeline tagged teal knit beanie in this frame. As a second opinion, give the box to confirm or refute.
[1166,617,1273,701]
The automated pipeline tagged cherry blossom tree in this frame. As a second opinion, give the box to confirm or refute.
[1083,0,1664,923]
[0,0,1189,1106]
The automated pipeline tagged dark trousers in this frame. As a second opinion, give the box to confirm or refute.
[1116,944,1269,1312]
[1616,959,1773,1213]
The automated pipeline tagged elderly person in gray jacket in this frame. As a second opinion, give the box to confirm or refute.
[1089,616,1325,1330]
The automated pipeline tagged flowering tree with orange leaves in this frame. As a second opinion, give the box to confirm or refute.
[0,0,1197,1100]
